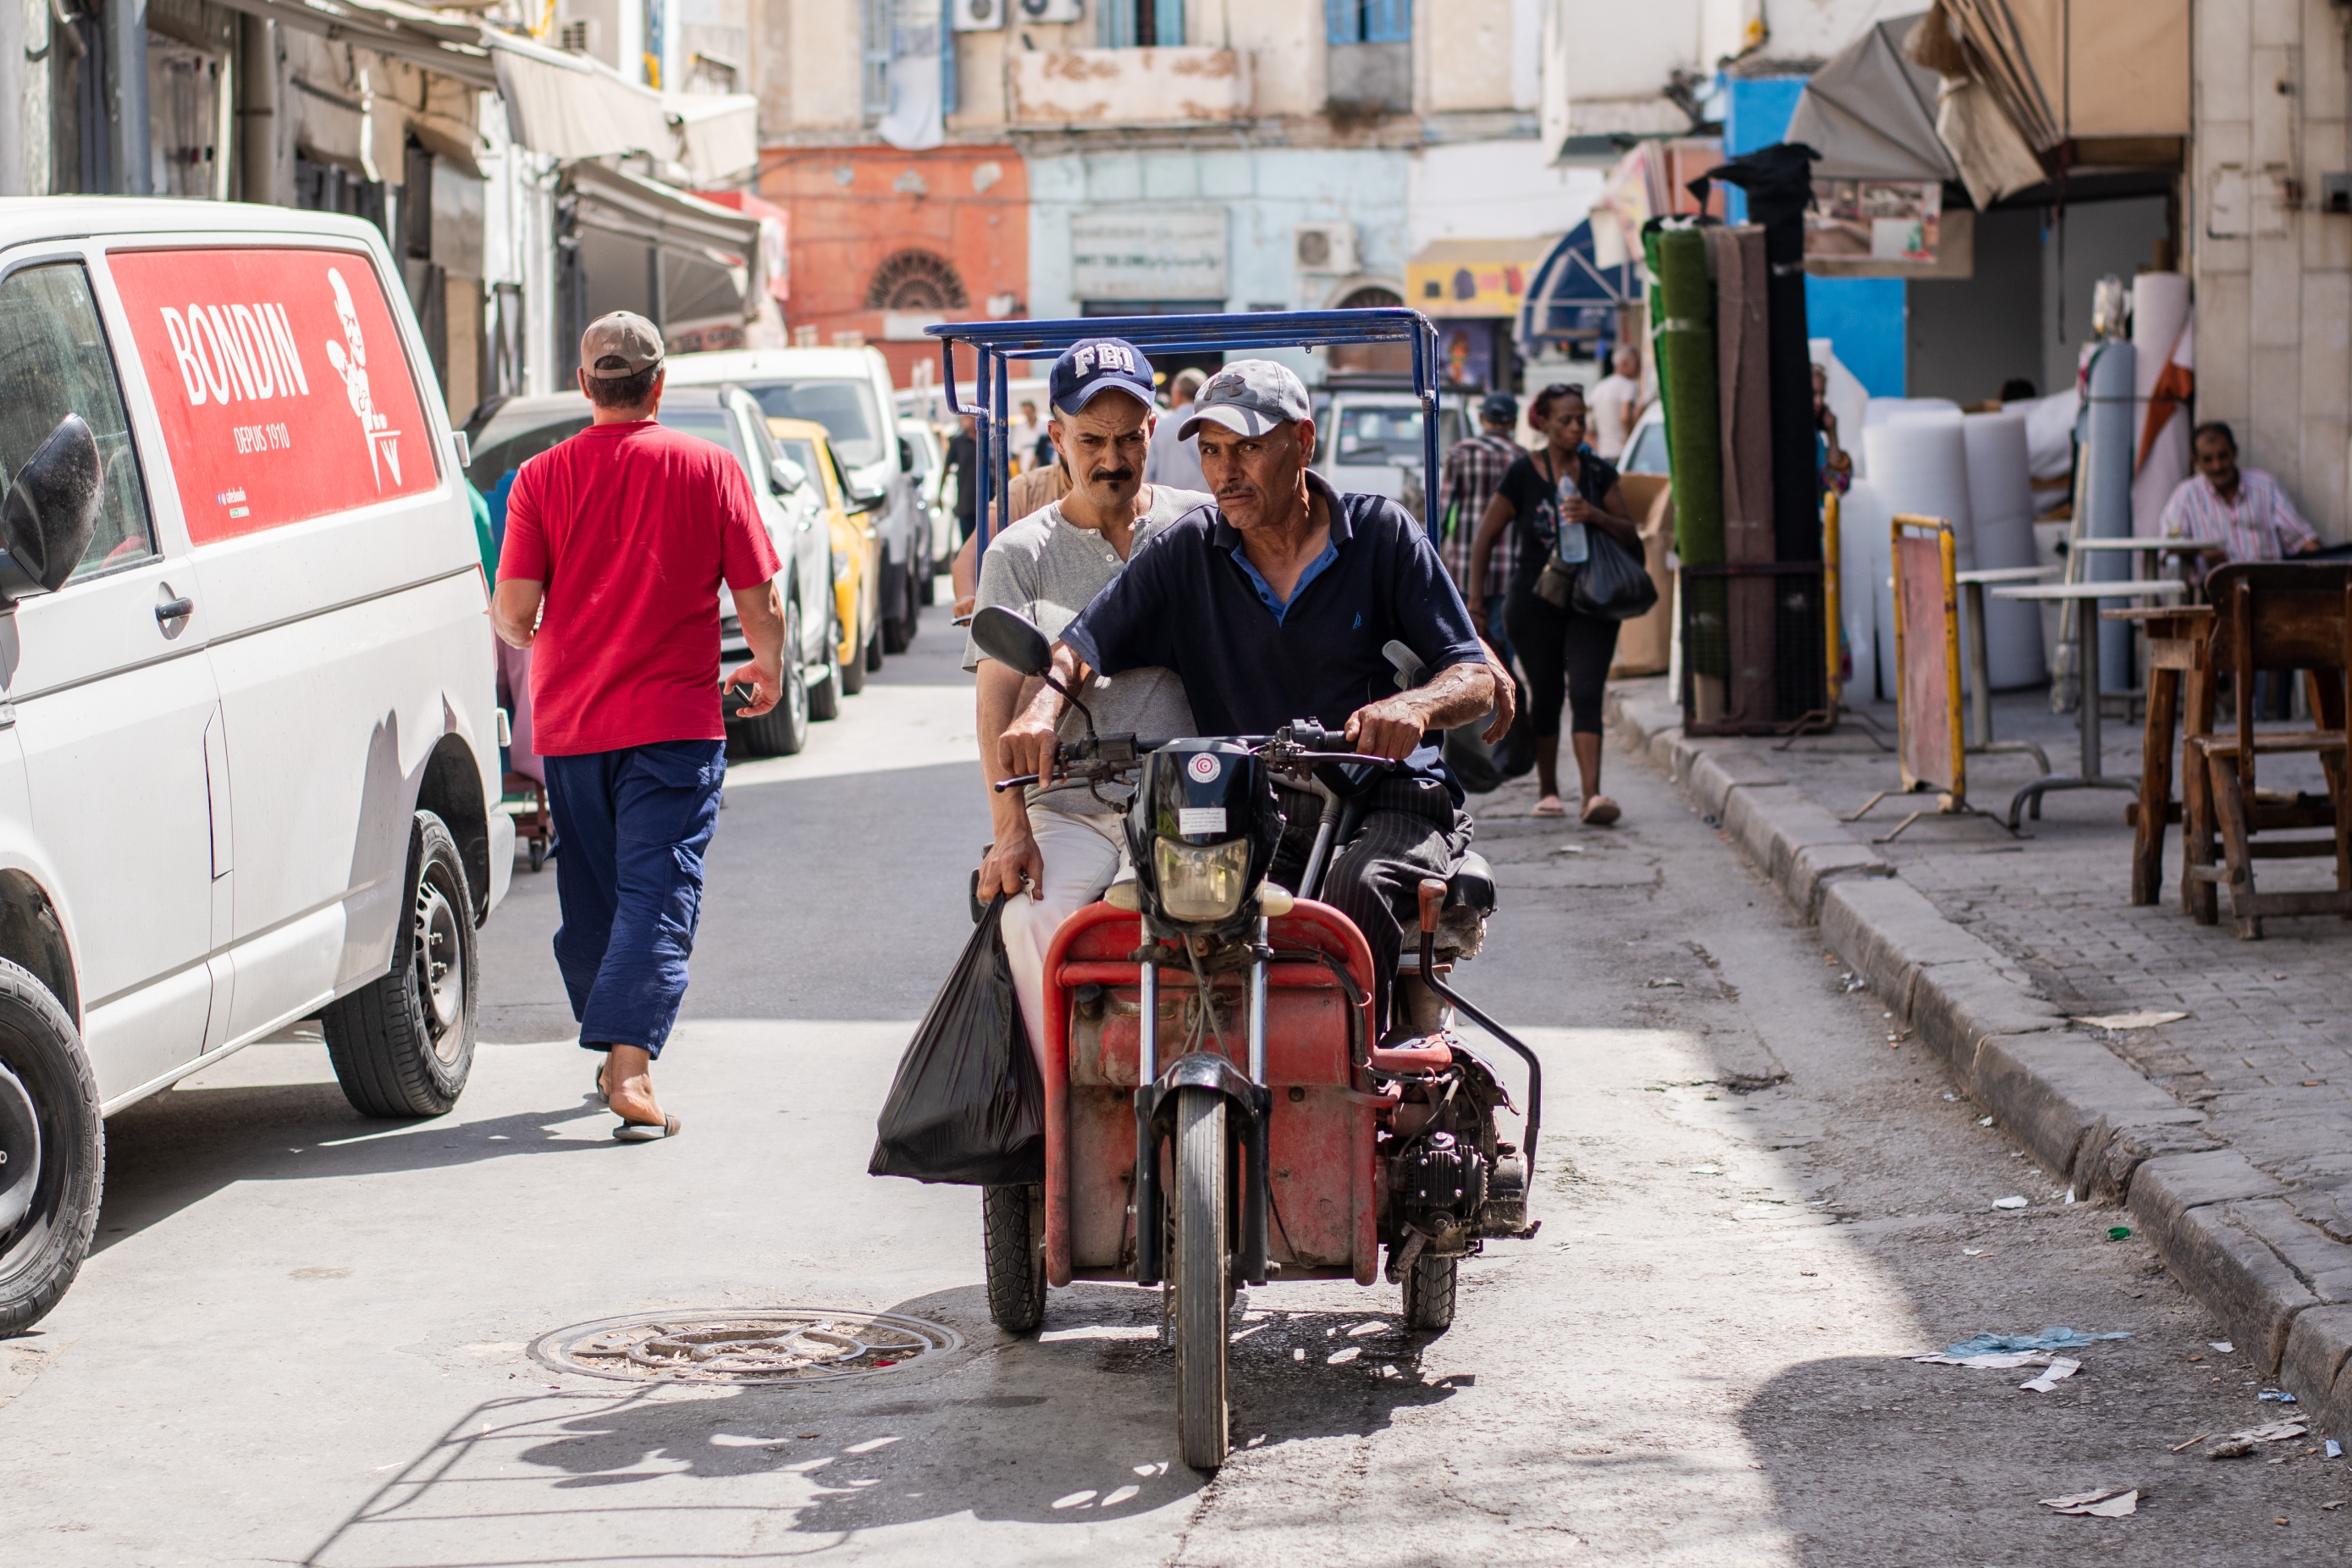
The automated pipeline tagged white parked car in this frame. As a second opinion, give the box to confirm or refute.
[0,199,511,1333]
[666,347,928,657]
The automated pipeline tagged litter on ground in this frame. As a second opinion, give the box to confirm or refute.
[2020,1357,2082,1392]
[2106,1226,2133,1240]
[2327,1440,2343,1460]
[2071,1011,2189,1030]
[2210,1341,2234,1352]
[1941,1328,2133,1357]
[2259,1390,2298,1402]
[2208,1420,2307,1458]
[1993,1195,2029,1210]
[2040,1488,2139,1516]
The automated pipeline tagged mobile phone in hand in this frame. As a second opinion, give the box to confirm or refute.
[722,682,754,716]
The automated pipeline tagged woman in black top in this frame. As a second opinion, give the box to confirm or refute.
[1466,384,1641,823]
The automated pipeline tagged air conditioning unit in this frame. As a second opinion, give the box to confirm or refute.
[1294,222,1358,275]
[1015,0,1084,18]
[952,0,1007,30]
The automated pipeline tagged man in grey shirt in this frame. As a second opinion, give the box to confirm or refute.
[1144,366,1207,491]
[966,338,1209,1066]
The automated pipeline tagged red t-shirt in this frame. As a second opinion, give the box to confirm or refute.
[499,420,780,755]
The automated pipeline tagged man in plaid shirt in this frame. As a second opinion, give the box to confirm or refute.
[1441,391,1527,661]
[2160,422,2322,563]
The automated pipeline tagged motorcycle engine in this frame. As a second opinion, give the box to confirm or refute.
[1384,1046,1525,1256]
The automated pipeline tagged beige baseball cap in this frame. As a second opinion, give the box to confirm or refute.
[581,312,665,378]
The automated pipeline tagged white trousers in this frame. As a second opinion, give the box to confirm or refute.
[999,807,1126,1070]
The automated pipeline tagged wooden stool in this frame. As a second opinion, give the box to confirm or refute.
[2185,564,2352,937]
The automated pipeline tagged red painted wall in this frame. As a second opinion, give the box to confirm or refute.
[757,145,1029,390]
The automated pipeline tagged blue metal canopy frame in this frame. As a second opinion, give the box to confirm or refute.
[925,308,1444,551]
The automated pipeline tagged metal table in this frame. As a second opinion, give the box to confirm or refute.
[1954,564,2057,768]
[1992,577,2187,827]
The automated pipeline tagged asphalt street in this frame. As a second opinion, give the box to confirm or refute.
[3,609,2348,1565]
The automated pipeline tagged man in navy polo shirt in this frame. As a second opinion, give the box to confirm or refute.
[1000,359,1506,1041]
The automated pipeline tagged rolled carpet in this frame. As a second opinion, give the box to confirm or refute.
[1648,219,1726,696]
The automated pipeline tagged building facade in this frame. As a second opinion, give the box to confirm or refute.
[752,0,1557,393]
[4,0,771,422]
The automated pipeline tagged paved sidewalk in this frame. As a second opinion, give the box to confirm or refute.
[1608,674,2352,1428]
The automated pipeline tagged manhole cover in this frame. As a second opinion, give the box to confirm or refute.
[530,1309,961,1385]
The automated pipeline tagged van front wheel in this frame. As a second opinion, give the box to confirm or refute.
[323,811,478,1118]
[0,958,101,1338]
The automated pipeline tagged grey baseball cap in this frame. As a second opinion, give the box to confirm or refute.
[581,311,665,378]
[1179,358,1312,442]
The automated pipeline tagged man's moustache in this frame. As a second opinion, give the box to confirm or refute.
[1089,467,1135,484]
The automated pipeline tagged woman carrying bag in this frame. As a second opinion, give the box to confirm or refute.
[1466,384,1646,824]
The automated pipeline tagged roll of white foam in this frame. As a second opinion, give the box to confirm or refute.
[1862,396,1963,428]
[2130,273,2193,538]
[1866,413,1978,698]
[1963,411,2046,687]
[1837,478,1893,702]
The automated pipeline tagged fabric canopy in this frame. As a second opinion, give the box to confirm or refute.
[565,159,769,320]
[1785,14,1957,183]
[492,36,673,163]
[1514,220,1639,351]
[202,0,495,86]
[668,95,760,185]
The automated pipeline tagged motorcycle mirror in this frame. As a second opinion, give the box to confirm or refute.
[0,413,101,602]
[970,605,1053,676]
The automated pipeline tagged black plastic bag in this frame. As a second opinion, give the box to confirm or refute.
[870,895,1045,1185]
[1569,527,1661,621]
[1444,675,1535,794]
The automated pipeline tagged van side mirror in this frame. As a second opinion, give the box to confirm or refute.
[0,414,101,601]
[898,435,915,472]
[770,455,806,494]
[970,605,1052,677]
[846,477,889,512]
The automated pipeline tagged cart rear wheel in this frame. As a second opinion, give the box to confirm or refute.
[982,1183,1045,1333]
[1401,1249,1456,1332]
[1172,1086,1231,1471]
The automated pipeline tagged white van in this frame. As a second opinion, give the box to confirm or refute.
[665,346,929,656]
[0,201,511,1334]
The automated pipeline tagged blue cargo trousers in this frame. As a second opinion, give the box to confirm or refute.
[543,739,726,1059]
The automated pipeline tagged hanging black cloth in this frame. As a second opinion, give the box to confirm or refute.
[1692,143,1821,566]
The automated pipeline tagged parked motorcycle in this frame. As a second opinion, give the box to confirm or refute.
[969,608,1543,1471]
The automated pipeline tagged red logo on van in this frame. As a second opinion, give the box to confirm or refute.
[111,247,434,544]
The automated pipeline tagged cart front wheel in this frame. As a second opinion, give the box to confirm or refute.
[1172,1086,1231,1471]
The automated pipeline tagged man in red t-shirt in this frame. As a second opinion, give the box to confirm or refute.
[492,312,785,1141]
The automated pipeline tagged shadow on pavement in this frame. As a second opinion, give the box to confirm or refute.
[302,1284,1465,1564]
[92,1078,617,1256]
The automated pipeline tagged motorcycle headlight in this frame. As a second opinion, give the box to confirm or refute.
[1151,836,1251,924]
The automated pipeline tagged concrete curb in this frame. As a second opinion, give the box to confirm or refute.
[1607,682,2352,1428]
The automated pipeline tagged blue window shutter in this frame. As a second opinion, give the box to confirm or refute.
[940,11,958,114]
[1363,0,1409,43]
[1101,0,1135,47]
[1156,0,1184,46]
[1326,0,1355,46]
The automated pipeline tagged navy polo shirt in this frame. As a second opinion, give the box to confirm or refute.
[1061,470,1487,800]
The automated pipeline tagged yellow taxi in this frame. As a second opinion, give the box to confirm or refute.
[768,417,883,697]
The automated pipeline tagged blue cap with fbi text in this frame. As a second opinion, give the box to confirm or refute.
[1049,338,1157,416]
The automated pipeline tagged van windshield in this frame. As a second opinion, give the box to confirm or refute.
[747,380,884,468]
[1329,403,1427,466]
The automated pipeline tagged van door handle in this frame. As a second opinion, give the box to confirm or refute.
[156,594,194,626]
